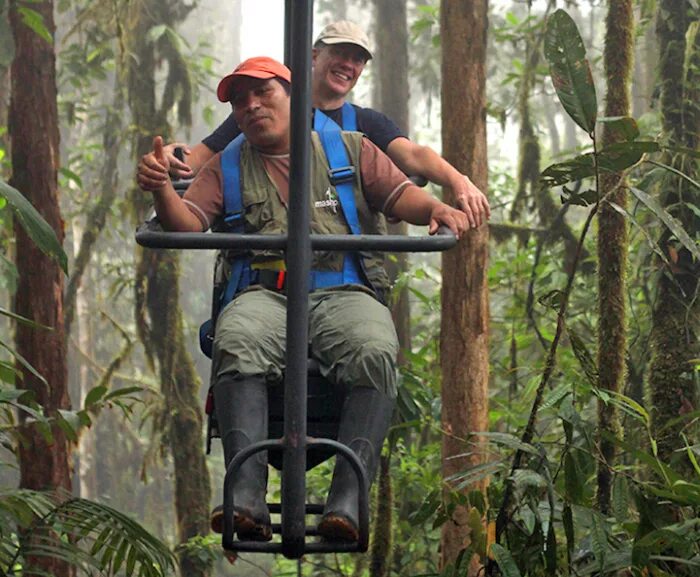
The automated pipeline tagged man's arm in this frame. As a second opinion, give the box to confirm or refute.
[390,184,469,239]
[158,113,241,179]
[386,137,490,228]
[137,136,204,232]
[161,142,216,180]
[357,137,469,239]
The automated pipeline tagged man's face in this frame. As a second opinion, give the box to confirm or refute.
[231,77,290,153]
[312,43,368,99]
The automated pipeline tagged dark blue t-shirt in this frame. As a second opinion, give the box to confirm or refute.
[202,104,405,154]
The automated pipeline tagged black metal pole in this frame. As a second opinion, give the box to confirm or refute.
[284,0,293,67]
[282,0,313,559]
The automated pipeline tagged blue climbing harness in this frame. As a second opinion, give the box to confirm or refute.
[199,103,366,357]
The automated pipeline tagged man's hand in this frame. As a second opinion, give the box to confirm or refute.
[162,142,195,179]
[452,175,490,229]
[429,203,469,239]
[137,136,170,192]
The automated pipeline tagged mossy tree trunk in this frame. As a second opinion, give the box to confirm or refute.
[439,0,489,573]
[649,0,699,466]
[9,1,72,575]
[124,1,211,575]
[597,0,635,501]
[596,0,634,516]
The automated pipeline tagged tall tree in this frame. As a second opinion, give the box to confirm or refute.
[596,0,633,515]
[124,1,211,575]
[598,0,634,515]
[373,0,411,361]
[439,0,489,572]
[649,0,699,465]
[371,6,409,574]
[9,1,72,575]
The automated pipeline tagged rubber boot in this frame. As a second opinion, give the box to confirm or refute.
[318,386,395,542]
[212,374,271,541]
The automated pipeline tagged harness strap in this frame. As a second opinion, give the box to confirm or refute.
[313,108,362,286]
[202,106,368,358]
[220,134,255,305]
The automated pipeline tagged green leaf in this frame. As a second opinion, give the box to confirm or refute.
[607,201,673,269]
[612,475,630,523]
[17,6,52,44]
[0,361,16,384]
[540,383,571,411]
[0,305,51,329]
[57,409,81,442]
[409,489,441,524]
[568,328,598,384]
[597,141,660,172]
[0,179,68,274]
[477,431,541,455]
[59,167,83,189]
[490,544,522,577]
[0,338,48,386]
[646,158,700,190]
[562,186,598,207]
[540,142,660,188]
[0,254,18,292]
[545,513,557,575]
[591,511,609,572]
[146,24,167,43]
[512,468,548,490]
[630,186,700,262]
[544,10,597,134]
[563,504,575,562]
[598,116,640,141]
[564,452,584,504]
[541,154,595,188]
[682,434,700,478]
[83,386,108,409]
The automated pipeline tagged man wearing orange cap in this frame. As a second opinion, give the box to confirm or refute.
[148,20,490,229]
[139,56,469,544]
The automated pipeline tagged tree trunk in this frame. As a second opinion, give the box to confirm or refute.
[371,4,409,573]
[125,2,211,575]
[632,8,657,118]
[439,0,489,573]
[649,0,699,467]
[9,1,72,575]
[596,0,633,515]
[373,0,411,360]
[65,77,123,336]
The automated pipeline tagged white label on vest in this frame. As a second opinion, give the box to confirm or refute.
[314,188,339,214]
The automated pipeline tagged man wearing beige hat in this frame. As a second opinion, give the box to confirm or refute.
[154,20,490,228]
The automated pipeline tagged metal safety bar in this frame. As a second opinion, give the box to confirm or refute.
[222,437,370,553]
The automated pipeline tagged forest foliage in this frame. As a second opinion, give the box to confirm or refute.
[0,0,698,576]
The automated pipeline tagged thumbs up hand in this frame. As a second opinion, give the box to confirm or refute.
[153,136,169,170]
[137,136,170,192]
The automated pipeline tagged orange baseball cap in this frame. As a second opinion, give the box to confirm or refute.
[217,56,292,103]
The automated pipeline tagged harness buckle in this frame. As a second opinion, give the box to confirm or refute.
[223,210,244,225]
[328,166,356,186]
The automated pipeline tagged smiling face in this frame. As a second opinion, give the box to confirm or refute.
[231,77,291,155]
[312,43,369,108]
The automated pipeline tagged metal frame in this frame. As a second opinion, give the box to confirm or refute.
[135,0,457,560]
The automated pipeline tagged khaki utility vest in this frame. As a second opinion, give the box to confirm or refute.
[218,131,390,292]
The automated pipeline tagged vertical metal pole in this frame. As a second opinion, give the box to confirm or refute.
[282,0,313,559]
[284,0,293,67]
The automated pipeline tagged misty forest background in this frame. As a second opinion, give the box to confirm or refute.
[0,0,698,576]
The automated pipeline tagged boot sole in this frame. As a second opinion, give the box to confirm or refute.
[210,507,272,541]
[317,513,359,543]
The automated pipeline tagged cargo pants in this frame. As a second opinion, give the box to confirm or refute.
[212,286,398,398]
